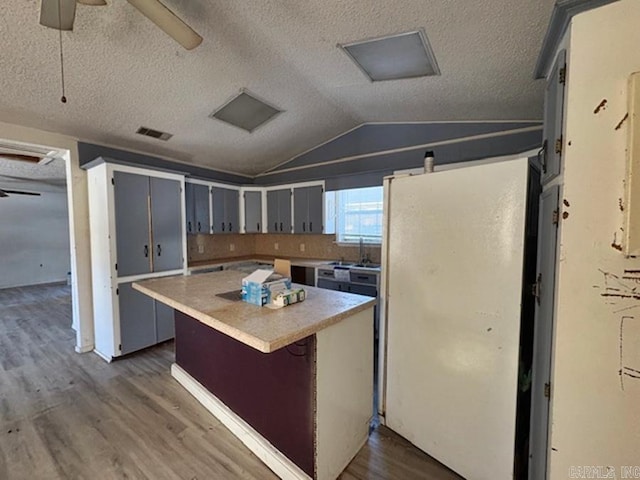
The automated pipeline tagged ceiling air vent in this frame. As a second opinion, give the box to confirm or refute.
[339,29,440,82]
[210,90,282,133]
[136,126,173,141]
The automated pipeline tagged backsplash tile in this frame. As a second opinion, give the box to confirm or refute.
[187,234,381,264]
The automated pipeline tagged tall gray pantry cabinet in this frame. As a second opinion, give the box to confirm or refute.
[87,160,186,361]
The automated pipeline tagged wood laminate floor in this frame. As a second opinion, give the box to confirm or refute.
[0,284,463,480]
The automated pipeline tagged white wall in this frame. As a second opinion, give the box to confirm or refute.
[0,182,70,288]
[549,0,640,476]
[0,121,93,353]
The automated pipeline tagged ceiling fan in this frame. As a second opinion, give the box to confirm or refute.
[39,0,203,50]
[0,189,42,199]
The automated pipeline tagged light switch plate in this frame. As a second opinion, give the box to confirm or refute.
[300,243,305,252]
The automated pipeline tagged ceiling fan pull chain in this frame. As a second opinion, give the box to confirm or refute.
[57,0,67,103]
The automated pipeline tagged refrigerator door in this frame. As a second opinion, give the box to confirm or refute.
[383,158,529,480]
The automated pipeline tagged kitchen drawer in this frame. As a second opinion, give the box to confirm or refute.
[349,283,377,297]
[349,271,377,285]
[317,269,336,279]
[317,278,344,291]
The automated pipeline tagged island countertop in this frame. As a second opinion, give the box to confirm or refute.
[132,270,375,353]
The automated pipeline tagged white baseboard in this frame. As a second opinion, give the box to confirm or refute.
[75,344,94,354]
[92,348,112,362]
[171,364,311,480]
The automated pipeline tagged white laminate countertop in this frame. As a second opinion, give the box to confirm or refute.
[133,270,375,353]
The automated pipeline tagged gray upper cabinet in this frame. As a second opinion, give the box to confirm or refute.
[294,185,323,234]
[185,183,210,234]
[150,177,183,273]
[244,191,262,233]
[113,171,183,277]
[267,189,292,233]
[541,49,566,184]
[185,182,195,234]
[114,171,152,277]
[211,186,240,234]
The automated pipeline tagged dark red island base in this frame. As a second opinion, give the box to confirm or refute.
[175,310,316,477]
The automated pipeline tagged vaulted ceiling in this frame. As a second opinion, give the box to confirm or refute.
[0,0,555,175]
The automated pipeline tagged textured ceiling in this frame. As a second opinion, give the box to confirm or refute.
[0,0,555,175]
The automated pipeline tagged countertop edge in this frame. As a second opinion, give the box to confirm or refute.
[132,281,375,353]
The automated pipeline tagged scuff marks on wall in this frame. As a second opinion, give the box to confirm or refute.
[611,232,623,251]
[599,270,640,390]
[615,113,629,131]
[594,99,608,114]
[619,315,640,390]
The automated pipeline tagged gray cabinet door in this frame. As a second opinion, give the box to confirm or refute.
[113,171,151,277]
[185,182,195,234]
[150,177,183,272]
[226,189,240,233]
[542,50,566,184]
[244,191,262,233]
[155,301,175,343]
[293,187,308,234]
[306,185,323,234]
[267,190,279,233]
[119,282,156,355]
[211,187,226,233]
[193,184,210,234]
[529,186,560,479]
[279,189,292,233]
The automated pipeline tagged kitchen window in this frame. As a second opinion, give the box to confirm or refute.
[326,186,383,244]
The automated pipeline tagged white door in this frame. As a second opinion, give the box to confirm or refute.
[383,158,529,480]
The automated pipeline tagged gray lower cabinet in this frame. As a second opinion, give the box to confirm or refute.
[118,283,156,355]
[113,171,183,276]
[316,278,377,297]
[244,191,262,233]
[293,185,323,234]
[267,189,292,233]
[118,282,175,355]
[155,301,175,343]
[185,182,210,234]
[212,187,240,233]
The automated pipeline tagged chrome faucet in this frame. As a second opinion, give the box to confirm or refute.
[359,237,365,265]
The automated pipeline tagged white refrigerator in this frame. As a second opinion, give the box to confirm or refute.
[379,156,531,480]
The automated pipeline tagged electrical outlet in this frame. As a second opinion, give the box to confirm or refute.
[229,243,235,252]
[274,242,279,251]
[299,243,305,252]
[198,245,204,254]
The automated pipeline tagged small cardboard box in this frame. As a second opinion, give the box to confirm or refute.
[241,269,292,306]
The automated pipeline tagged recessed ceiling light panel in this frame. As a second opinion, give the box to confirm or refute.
[340,30,440,82]
[210,91,283,133]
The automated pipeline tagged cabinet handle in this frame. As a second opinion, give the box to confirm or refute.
[222,222,225,232]
[197,221,201,232]
[188,221,192,232]
[309,222,312,232]
[157,244,162,256]
[274,222,277,231]
[303,221,306,232]
[228,222,232,232]
[257,223,260,231]
[144,245,149,257]
[280,222,283,232]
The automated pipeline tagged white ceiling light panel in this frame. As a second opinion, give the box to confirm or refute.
[340,30,441,82]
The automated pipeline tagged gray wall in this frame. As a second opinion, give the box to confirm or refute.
[78,142,252,185]
[255,123,543,189]
[0,182,71,289]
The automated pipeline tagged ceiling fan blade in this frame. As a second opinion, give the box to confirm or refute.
[126,0,203,50]
[0,190,42,197]
[77,0,107,5]
[39,0,77,31]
